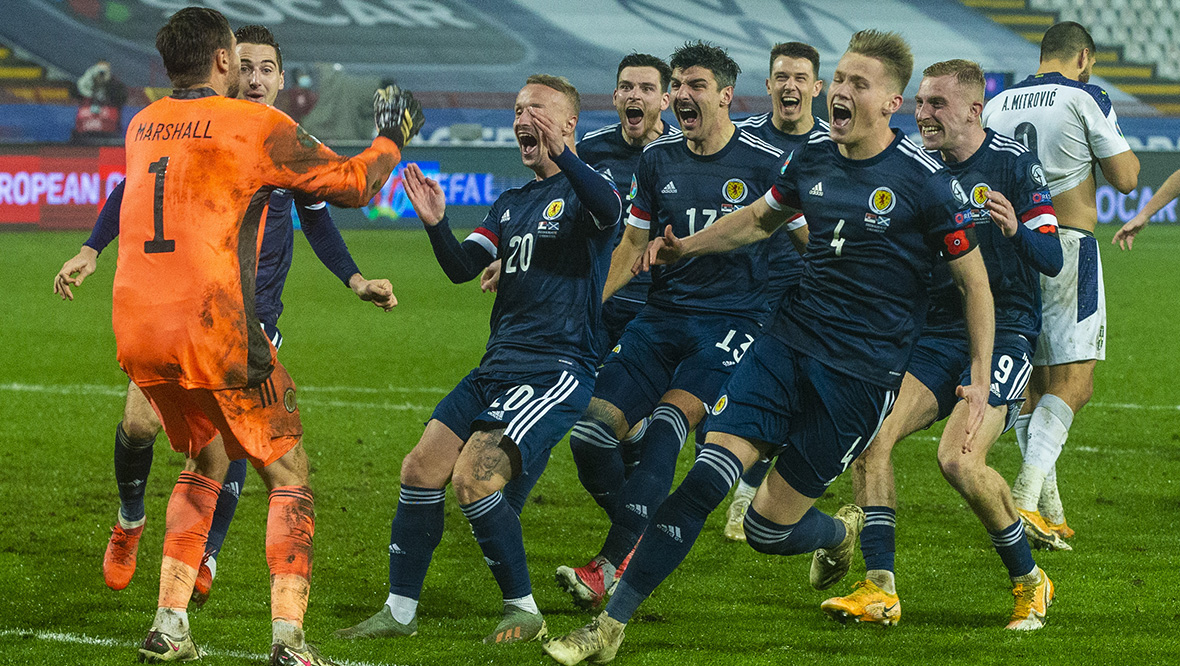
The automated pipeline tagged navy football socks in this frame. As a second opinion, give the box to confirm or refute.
[113,422,155,524]
[740,457,772,488]
[203,458,248,559]
[461,491,533,599]
[599,404,688,566]
[860,505,897,573]
[605,444,741,624]
[990,519,1037,579]
[502,447,549,515]
[744,505,844,556]
[570,417,625,520]
[387,485,446,599]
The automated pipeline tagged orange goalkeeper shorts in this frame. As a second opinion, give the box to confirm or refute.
[139,361,302,468]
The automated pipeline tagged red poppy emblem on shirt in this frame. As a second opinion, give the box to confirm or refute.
[945,229,969,255]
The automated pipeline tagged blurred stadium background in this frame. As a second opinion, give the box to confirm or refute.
[1,0,1178,231]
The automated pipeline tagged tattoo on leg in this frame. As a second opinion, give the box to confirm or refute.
[469,429,510,482]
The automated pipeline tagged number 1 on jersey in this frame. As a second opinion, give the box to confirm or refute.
[144,156,175,254]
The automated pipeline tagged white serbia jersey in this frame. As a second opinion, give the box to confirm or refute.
[983,72,1131,196]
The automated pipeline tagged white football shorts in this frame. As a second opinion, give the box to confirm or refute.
[1033,226,1106,365]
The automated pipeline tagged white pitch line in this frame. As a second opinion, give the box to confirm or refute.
[0,628,404,666]
[1091,401,1180,411]
[3,383,1177,413]
[0,383,437,412]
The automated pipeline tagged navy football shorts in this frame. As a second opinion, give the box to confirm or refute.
[707,334,897,499]
[260,321,283,350]
[958,330,1034,434]
[598,295,645,362]
[431,366,593,480]
[905,331,970,423]
[594,305,762,427]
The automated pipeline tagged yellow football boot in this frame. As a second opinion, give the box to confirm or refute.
[820,580,901,627]
[1006,568,1054,630]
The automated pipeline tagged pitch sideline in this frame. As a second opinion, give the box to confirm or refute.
[0,628,404,666]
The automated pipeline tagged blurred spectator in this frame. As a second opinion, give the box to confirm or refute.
[283,68,319,123]
[72,60,128,143]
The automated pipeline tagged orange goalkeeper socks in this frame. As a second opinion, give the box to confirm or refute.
[158,471,221,611]
[267,485,315,627]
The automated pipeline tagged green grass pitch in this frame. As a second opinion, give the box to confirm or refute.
[1,225,1177,665]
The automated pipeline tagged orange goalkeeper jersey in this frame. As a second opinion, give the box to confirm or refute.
[113,88,399,389]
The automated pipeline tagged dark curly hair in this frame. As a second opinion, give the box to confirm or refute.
[669,41,740,90]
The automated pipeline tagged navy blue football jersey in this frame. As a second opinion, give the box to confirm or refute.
[735,114,830,307]
[765,130,977,389]
[256,190,328,328]
[465,173,617,375]
[577,121,679,305]
[924,129,1058,341]
[628,127,784,317]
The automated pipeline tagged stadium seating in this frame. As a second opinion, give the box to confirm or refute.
[0,41,71,104]
[969,0,1180,113]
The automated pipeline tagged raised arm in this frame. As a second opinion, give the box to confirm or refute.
[530,108,622,230]
[947,248,995,453]
[1115,166,1180,250]
[984,190,1062,277]
[402,163,494,284]
[263,86,425,208]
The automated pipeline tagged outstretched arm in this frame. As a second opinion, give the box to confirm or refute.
[643,195,792,270]
[54,181,124,300]
[298,199,395,310]
[1115,166,1180,250]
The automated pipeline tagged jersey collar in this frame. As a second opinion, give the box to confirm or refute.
[171,87,220,100]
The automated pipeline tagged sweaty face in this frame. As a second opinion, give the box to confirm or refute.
[768,56,820,125]
[669,65,729,140]
[513,83,571,169]
[614,66,668,142]
[237,43,284,106]
[827,52,899,146]
[915,75,979,154]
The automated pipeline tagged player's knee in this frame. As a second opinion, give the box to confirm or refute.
[451,471,500,506]
[585,399,629,439]
[400,446,447,489]
[120,417,160,445]
[857,436,894,472]
[936,447,973,489]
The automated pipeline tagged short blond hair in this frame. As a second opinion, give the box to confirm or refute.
[923,59,986,102]
[847,29,913,94]
[526,73,580,115]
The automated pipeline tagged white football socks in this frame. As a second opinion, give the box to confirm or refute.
[153,607,189,637]
[1014,413,1032,458]
[1012,394,1073,512]
[385,593,418,625]
[733,479,758,502]
[272,619,304,648]
[505,594,539,614]
[1038,466,1065,525]
[866,569,896,595]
